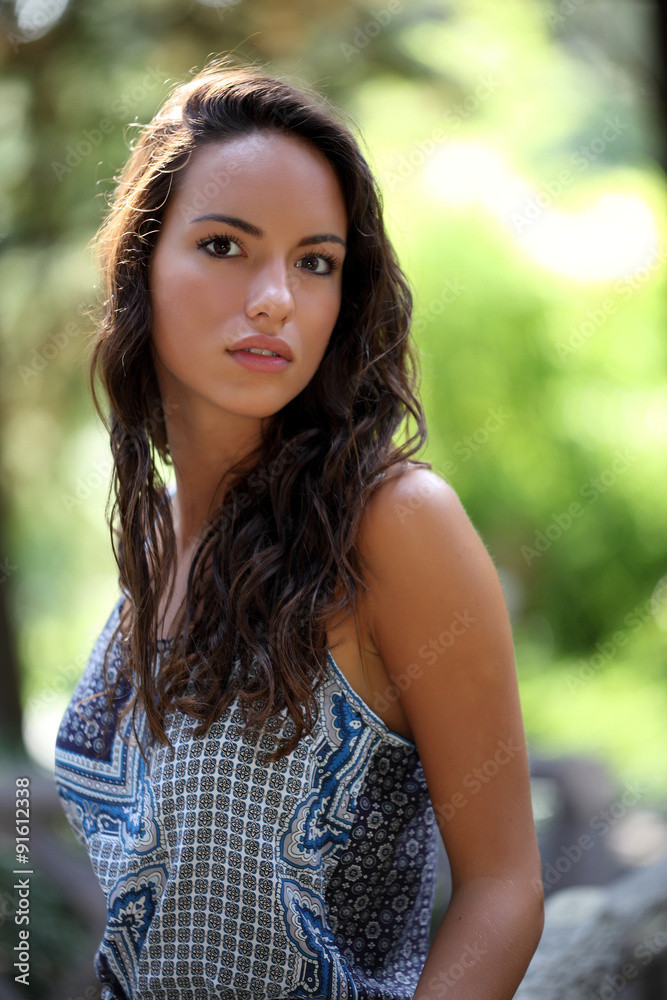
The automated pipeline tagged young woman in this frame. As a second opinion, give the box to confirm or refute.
[54,57,544,1000]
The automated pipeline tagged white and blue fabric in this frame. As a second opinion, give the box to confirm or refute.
[54,595,438,999]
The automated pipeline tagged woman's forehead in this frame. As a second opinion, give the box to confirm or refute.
[168,132,348,234]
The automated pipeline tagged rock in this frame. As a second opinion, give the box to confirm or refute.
[515,853,667,999]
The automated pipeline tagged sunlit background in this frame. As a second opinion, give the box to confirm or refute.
[0,0,666,995]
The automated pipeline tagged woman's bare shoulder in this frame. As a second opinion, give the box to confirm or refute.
[357,461,498,633]
[365,461,460,529]
[356,460,538,890]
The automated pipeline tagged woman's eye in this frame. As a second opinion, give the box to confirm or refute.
[297,253,334,275]
[198,235,244,258]
[197,238,338,273]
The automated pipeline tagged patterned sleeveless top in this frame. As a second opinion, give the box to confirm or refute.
[54,595,438,1000]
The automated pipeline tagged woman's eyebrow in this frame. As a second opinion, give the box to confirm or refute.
[190,213,347,249]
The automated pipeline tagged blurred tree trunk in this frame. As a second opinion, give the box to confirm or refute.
[0,476,24,756]
[654,0,667,170]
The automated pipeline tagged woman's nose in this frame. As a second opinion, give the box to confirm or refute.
[245,262,296,325]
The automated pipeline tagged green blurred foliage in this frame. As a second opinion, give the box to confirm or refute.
[0,0,665,801]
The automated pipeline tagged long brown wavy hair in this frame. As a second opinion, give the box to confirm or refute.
[86,55,431,763]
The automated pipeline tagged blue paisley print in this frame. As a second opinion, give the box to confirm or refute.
[54,596,438,999]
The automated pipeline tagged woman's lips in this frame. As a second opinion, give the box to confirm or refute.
[228,348,290,372]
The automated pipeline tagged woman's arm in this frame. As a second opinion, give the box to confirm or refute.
[357,468,545,1000]
[413,875,543,999]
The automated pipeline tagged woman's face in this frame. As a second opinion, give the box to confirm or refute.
[149,130,348,426]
